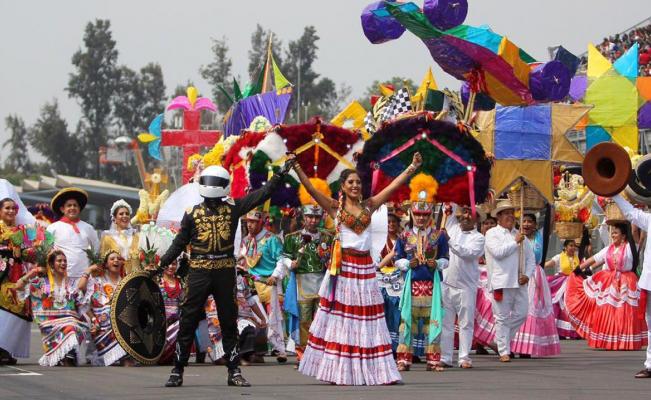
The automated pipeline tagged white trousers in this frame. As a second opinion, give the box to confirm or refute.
[490,286,529,356]
[440,284,476,366]
[645,290,651,370]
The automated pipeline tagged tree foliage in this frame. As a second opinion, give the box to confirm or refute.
[28,100,85,176]
[200,38,233,113]
[67,19,120,177]
[3,115,31,173]
[248,24,284,81]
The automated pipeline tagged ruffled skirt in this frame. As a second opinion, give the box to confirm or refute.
[298,250,401,385]
[473,267,496,346]
[565,269,648,350]
[511,266,560,357]
[547,273,580,339]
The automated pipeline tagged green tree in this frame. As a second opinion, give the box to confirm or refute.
[113,62,166,136]
[282,26,338,121]
[200,37,233,113]
[248,24,283,81]
[29,100,85,176]
[2,115,31,173]
[67,19,120,177]
[359,77,416,110]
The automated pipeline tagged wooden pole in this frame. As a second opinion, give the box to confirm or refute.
[519,179,525,277]
[464,90,477,122]
[261,33,273,93]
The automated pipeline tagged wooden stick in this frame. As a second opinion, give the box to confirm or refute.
[464,90,477,122]
[519,179,525,277]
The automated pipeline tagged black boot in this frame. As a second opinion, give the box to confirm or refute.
[227,368,251,387]
[165,367,184,387]
[195,351,206,364]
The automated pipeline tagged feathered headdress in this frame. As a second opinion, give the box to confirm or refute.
[409,173,438,214]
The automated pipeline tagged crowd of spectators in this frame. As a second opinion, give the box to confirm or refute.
[594,21,651,76]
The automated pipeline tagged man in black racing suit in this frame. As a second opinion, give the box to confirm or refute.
[156,159,294,388]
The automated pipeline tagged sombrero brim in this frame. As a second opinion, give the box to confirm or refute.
[51,187,88,217]
[490,204,515,218]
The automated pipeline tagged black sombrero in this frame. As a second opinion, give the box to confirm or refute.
[50,187,88,217]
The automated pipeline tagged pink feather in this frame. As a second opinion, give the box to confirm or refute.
[167,96,192,111]
[194,97,217,112]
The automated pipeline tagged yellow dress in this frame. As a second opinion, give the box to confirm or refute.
[99,229,140,274]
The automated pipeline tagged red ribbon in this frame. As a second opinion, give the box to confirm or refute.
[60,216,80,234]
[371,132,478,217]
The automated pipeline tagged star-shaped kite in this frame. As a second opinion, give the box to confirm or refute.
[475,103,592,202]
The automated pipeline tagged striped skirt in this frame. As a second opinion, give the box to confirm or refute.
[298,249,401,385]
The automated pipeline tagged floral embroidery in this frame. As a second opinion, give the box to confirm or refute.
[340,206,372,235]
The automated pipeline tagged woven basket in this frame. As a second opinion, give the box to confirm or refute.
[555,221,583,240]
[508,186,545,210]
[604,200,625,222]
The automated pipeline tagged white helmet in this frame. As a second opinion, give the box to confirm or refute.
[198,166,231,198]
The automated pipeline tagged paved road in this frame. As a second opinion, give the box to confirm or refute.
[0,331,648,400]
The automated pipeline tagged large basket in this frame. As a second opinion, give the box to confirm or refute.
[508,185,545,210]
[604,200,625,223]
[555,221,583,240]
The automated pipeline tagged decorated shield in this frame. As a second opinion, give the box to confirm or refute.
[110,271,167,364]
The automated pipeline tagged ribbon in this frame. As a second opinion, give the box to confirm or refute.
[371,133,478,217]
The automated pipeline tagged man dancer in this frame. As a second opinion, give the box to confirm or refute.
[157,160,293,388]
[394,190,449,371]
[268,204,333,364]
[47,188,99,282]
[440,205,484,369]
[484,199,535,362]
[239,208,286,362]
[612,194,651,378]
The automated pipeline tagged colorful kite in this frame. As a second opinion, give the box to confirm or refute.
[361,1,574,106]
[570,43,651,152]
[474,103,592,202]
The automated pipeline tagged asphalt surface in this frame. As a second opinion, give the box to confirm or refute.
[0,330,649,400]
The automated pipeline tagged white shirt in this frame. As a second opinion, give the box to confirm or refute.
[339,223,372,252]
[484,225,536,291]
[47,220,100,278]
[611,195,650,290]
[592,242,634,272]
[444,214,485,290]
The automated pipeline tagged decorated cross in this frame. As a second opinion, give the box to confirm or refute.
[139,86,221,183]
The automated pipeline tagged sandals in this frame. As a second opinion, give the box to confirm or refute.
[397,363,410,372]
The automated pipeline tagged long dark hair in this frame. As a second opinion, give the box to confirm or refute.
[611,222,639,271]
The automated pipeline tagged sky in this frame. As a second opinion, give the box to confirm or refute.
[1,0,649,161]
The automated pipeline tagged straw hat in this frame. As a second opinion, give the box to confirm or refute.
[51,187,88,218]
[490,199,516,217]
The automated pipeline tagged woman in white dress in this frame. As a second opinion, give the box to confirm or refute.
[293,152,422,385]
[99,200,140,274]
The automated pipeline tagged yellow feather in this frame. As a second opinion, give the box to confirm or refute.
[409,173,438,203]
[299,178,331,206]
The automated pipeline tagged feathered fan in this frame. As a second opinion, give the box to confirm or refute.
[357,112,491,207]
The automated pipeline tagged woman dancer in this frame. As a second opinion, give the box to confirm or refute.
[159,260,184,364]
[0,198,33,364]
[16,250,91,366]
[83,251,130,366]
[295,152,422,385]
[377,212,404,355]
[100,200,140,274]
[545,240,581,339]
[565,222,648,350]
[510,214,560,357]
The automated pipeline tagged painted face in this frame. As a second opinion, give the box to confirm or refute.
[564,241,577,256]
[304,214,321,233]
[413,212,431,229]
[60,199,80,220]
[246,219,264,236]
[0,200,17,225]
[388,216,400,235]
[611,226,625,244]
[114,207,131,230]
[106,253,122,274]
[458,207,477,231]
[496,209,515,231]
[481,218,497,235]
[342,172,362,201]
[522,216,537,236]
[52,254,67,276]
